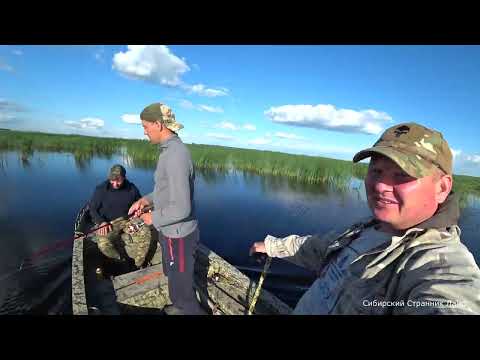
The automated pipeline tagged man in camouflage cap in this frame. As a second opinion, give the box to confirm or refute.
[139,102,184,133]
[90,164,152,268]
[250,122,480,314]
[128,103,205,315]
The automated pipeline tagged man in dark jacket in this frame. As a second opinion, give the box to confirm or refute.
[90,164,151,267]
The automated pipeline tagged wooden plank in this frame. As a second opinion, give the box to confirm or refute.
[117,287,171,313]
[112,263,165,290]
[115,273,168,302]
[195,244,292,314]
[71,233,88,315]
[109,242,291,315]
[198,278,249,315]
[196,281,245,315]
[194,266,274,315]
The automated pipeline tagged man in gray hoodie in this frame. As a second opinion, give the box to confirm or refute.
[128,103,204,315]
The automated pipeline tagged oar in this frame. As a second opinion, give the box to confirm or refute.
[247,255,272,315]
[19,205,154,269]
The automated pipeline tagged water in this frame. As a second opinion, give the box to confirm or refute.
[1,150,479,313]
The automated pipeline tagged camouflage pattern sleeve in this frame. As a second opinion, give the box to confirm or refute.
[393,244,480,315]
[264,233,330,272]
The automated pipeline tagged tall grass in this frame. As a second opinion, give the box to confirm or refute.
[189,143,365,190]
[0,130,123,156]
[1,130,479,203]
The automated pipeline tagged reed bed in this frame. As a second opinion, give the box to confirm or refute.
[1,130,479,203]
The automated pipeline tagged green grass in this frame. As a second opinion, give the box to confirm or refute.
[1,130,479,203]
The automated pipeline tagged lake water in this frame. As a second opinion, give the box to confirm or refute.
[1,150,479,314]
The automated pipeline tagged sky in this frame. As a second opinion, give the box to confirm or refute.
[1,45,479,176]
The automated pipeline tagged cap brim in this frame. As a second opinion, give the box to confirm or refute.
[353,146,434,179]
[166,123,184,132]
[108,174,123,180]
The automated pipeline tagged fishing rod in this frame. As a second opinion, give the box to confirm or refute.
[19,204,154,269]
[74,204,153,240]
[247,255,272,315]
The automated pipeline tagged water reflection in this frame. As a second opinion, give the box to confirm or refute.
[73,153,92,171]
[121,153,156,170]
[1,150,480,312]
[199,168,231,185]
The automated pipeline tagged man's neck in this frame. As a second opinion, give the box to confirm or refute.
[375,222,406,236]
[160,131,175,144]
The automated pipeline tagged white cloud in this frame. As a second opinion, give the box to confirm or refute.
[183,84,229,97]
[206,132,235,141]
[248,137,272,145]
[465,155,480,164]
[65,117,104,130]
[0,60,13,72]
[264,104,392,135]
[112,45,229,97]
[121,114,141,124]
[274,132,304,140]
[451,149,462,158]
[449,151,480,175]
[0,113,15,122]
[94,47,105,63]
[179,99,195,109]
[278,141,357,156]
[450,150,480,165]
[0,99,25,111]
[12,50,23,56]
[244,130,357,157]
[216,121,239,130]
[179,100,224,113]
[113,45,190,86]
[0,99,27,122]
[198,105,224,113]
[215,121,257,131]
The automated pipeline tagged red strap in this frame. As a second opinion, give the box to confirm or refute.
[168,238,174,263]
[135,271,163,285]
[179,237,185,273]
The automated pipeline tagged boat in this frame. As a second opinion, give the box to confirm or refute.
[72,203,292,315]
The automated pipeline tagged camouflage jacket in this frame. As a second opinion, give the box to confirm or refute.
[264,194,480,314]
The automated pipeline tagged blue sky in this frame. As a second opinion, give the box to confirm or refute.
[1,45,480,176]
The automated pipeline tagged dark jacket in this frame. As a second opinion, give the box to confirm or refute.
[89,179,141,224]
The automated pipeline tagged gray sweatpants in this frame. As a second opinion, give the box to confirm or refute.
[158,227,205,315]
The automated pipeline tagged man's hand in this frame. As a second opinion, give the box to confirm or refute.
[96,222,112,236]
[140,211,153,225]
[249,242,267,256]
[128,197,151,217]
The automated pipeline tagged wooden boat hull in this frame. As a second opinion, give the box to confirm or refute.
[72,204,292,315]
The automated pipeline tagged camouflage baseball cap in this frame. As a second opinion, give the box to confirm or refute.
[140,103,184,132]
[353,122,453,178]
[108,164,126,180]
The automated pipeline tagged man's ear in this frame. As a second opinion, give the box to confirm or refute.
[154,121,163,131]
[436,174,453,204]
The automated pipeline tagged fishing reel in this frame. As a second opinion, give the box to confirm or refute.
[125,218,146,235]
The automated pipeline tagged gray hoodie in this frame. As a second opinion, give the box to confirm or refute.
[145,135,198,238]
